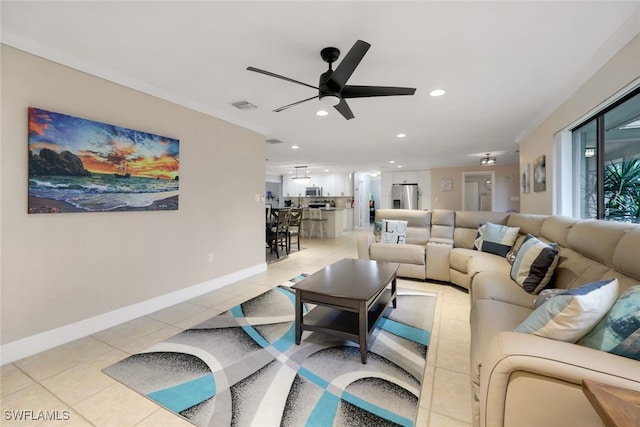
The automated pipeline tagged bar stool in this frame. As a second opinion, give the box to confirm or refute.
[307,208,327,239]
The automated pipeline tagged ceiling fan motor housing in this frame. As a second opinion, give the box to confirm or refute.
[320,47,340,65]
[319,69,341,102]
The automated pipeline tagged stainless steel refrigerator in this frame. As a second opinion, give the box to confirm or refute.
[391,183,419,209]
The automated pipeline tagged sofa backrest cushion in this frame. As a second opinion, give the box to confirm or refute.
[539,215,579,247]
[567,220,635,267]
[613,226,640,282]
[453,211,510,248]
[374,209,431,246]
[431,209,455,239]
[507,213,547,238]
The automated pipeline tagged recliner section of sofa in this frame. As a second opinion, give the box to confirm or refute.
[358,208,640,427]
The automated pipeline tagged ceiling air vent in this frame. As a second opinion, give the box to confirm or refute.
[231,100,258,111]
[266,138,284,144]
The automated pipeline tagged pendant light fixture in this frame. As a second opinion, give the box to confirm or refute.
[480,153,497,165]
[292,166,311,180]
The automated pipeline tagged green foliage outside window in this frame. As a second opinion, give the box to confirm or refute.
[604,158,640,223]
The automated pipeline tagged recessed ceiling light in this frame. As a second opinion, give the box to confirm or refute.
[389,160,395,164]
[429,89,446,97]
[231,100,258,110]
[324,169,329,172]
[316,110,329,117]
[291,145,299,149]
[396,133,407,138]
[397,165,403,168]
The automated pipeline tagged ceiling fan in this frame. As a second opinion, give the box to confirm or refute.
[247,40,416,120]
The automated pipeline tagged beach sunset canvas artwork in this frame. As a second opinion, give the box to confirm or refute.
[28,107,180,214]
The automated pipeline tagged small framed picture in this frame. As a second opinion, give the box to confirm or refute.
[522,163,530,194]
[441,178,453,192]
[534,155,546,192]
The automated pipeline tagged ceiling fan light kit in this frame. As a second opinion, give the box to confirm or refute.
[247,40,416,120]
[320,95,341,107]
[481,153,497,165]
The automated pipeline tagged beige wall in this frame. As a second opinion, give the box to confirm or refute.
[1,46,266,346]
[519,34,640,214]
[430,164,520,212]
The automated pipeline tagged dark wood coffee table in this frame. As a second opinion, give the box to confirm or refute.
[292,258,400,364]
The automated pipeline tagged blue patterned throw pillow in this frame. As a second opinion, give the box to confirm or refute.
[473,222,520,257]
[510,234,559,294]
[579,285,640,361]
[515,279,619,343]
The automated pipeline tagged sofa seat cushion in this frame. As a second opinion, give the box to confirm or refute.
[471,271,536,308]
[450,248,477,273]
[471,299,533,384]
[369,242,425,265]
[468,255,511,282]
[450,248,508,275]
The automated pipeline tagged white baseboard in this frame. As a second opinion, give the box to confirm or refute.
[0,263,267,365]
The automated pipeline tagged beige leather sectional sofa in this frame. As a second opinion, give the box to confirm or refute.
[357,208,640,427]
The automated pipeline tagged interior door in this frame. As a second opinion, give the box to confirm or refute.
[464,182,480,211]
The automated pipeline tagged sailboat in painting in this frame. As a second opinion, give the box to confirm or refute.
[113,161,131,179]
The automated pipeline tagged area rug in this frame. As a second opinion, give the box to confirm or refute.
[103,275,436,427]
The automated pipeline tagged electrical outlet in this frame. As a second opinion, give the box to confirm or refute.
[208,253,214,263]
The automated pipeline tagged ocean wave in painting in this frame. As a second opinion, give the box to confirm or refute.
[29,175,179,211]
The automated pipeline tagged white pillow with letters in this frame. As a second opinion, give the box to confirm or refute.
[381,220,408,244]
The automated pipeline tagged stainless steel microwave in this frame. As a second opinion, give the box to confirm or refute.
[305,187,322,197]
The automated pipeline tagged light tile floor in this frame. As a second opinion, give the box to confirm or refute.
[1,229,471,426]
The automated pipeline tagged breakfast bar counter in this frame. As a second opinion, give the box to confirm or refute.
[302,208,344,238]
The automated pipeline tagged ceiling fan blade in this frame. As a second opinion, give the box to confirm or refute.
[330,40,371,89]
[247,66,318,90]
[334,98,355,120]
[273,95,319,112]
[341,85,416,98]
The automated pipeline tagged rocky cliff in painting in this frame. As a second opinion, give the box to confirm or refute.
[30,148,91,176]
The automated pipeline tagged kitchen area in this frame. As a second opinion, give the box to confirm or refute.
[266,172,355,238]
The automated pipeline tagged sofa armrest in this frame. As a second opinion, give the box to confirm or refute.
[480,331,640,427]
[356,234,375,260]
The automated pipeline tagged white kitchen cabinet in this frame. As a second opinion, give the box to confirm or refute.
[381,173,392,196]
[320,173,336,196]
[343,208,354,231]
[334,173,345,196]
[282,175,306,198]
[417,170,432,210]
[334,172,353,197]
[392,171,418,184]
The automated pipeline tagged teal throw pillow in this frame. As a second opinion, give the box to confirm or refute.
[579,285,640,361]
[515,278,619,343]
[374,221,383,243]
[473,222,520,257]
[510,234,559,294]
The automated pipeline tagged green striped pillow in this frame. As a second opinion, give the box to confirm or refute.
[510,234,559,294]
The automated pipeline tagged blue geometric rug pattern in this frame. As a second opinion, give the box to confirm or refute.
[103,275,436,427]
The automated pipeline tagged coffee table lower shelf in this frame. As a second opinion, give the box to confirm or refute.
[297,287,395,363]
